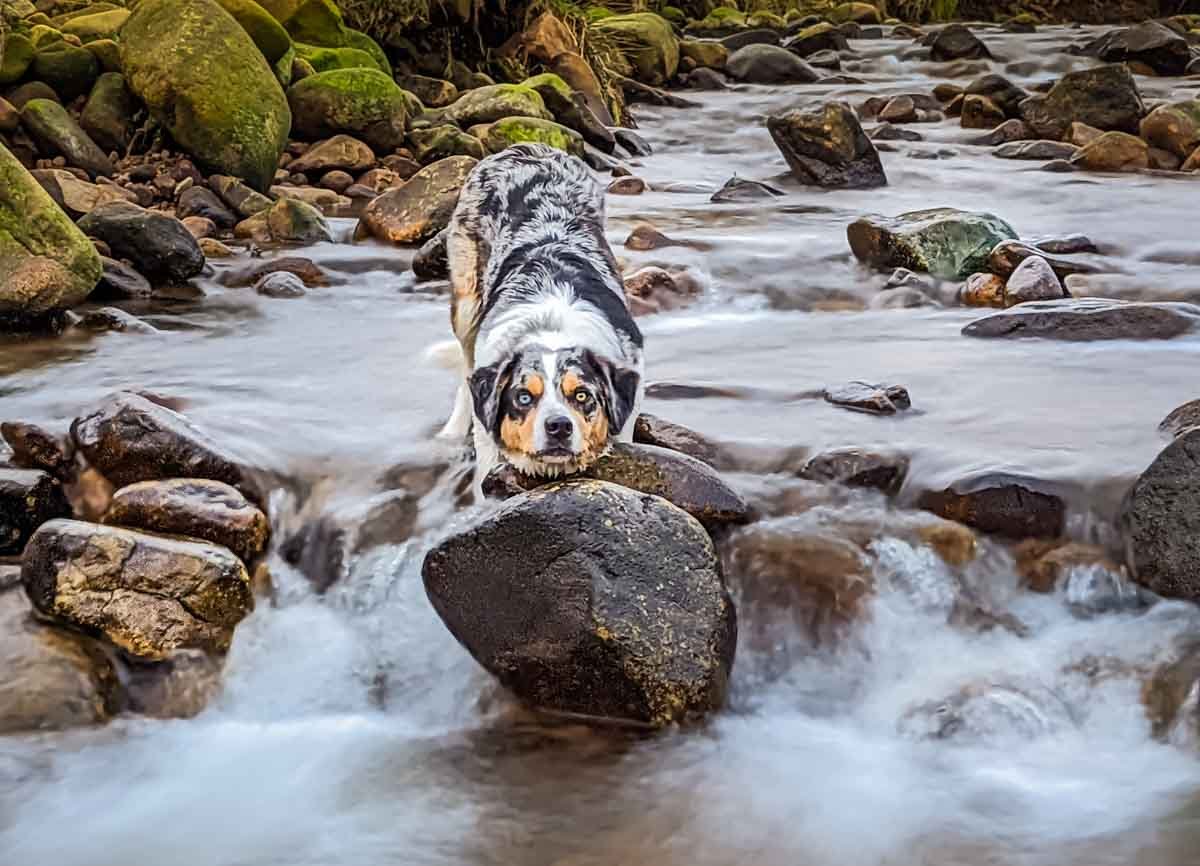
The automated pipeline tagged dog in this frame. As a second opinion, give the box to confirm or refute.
[435,144,644,490]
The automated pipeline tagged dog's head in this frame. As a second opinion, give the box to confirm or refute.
[470,346,640,476]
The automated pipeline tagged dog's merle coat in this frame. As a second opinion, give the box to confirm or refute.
[439,144,644,485]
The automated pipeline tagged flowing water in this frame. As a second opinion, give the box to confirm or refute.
[3,24,1200,866]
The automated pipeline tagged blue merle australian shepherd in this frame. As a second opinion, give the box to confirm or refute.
[434,144,644,490]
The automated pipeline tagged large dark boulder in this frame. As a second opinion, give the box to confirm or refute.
[767,101,886,189]
[422,480,736,726]
[0,468,70,555]
[1019,64,1144,141]
[1121,428,1200,602]
[726,44,819,84]
[22,519,253,660]
[1082,22,1191,76]
[962,299,1200,342]
[929,24,992,61]
[71,391,261,502]
[918,474,1066,539]
[77,201,204,284]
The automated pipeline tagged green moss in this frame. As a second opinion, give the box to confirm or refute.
[0,141,102,316]
[709,6,744,21]
[286,67,407,145]
[280,0,349,46]
[32,43,100,100]
[746,10,785,27]
[660,5,686,25]
[273,43,294,85]
[343,28,389,76]
[294,41,380,72]
[485,116,583,155]
[520,72,573,104]
[591,12,679,87]
[121,0,291,192]
[0,33,35,85]
[214,0,293,64]
[29,24,65,49]
[441,83,551,128]
[584,6,615,22]
[60,9,129,44]
[83,38,122,72]
[408,123,485,162]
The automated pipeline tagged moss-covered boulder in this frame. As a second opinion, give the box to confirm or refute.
[829,2,881,24]
[259,0,347,46]
[440,82,551,129]
[264,195,332,243]
[409,123,485,162]
[592,12,679,87]
[848,208,1019,280]
[82,38,122,72]
[0,141,102,320]
[294,42,379,73]
[121,0,291,193]
[1,33,36,86]
[31,42,100,100]
[679,38,728,70]
[484,116,584,155]
[344,28,388,76]
[80,72,134,154]
[59,8,130,44]
[287,67,407,151]
[20,97,113,177]
[214,0,292,64]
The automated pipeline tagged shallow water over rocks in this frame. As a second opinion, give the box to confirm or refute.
[3,23,1200,866]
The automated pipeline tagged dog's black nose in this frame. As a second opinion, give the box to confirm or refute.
[544,415,573,441]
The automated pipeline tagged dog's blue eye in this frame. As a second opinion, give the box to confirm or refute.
[515,391,533,407]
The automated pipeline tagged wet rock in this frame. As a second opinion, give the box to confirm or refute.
[0,589,120,734]
[396,74,457,109]
[1149,148,1182,172]
[623,266,702,315]
[632,413,722,467]
[423,480,735,726]
[965,74,1027,119]
[727,44,819,84]
[960,94,1005,130]
[848,208,1017,280]
[289,134,376,174]
[607,176,646,195]
[287,68,408,152]
[410,124,486,163]
[77,306,158,334]
[19,98,112,179]
[682,67,729,90]
[1064,121,1104,147]
[123,648,222,719]
[22,519,253,660]
[122,0,290,192]
[358,155,476,245]
[103,478,268,562]
[411,229,449,282]
[263,196,333,244]
[679,39,729,71]
[1004,255,1064,306]
[871,286,939,309]
[30,169,134,217]
[823,381,911,415]
[72,391,260,501]
[1,422,71,480]
[1016,540,1122,594]
[91,257,152,302]
[1082,22,1191,76]
[709,176,784,202]
[176,187,237,230]
[1142,640,1200,744]
[254,271,307,297]
[1,468,70,555]
[961,272,1006,309]
[181,216,216,239]
[930,24,992,62]
[612,128,652,158]
[78,201,204,285]
[799,447,909,495]
[879,95,918,124]
[209,174,273,218]
[767,101,886,189]
[784,22,848,57]
[969,118,1032,146]
[987,239,1095,281]
[198,238,234,258]
[1019,64,1144,141]
[900,680,1075,742]
[963,299,1200,341]
[1160,400,1200,439]
[439,82,551,128]
[219,256,328,288]
[1121,428,1200,602]
[1069,131,1148,173]
[1034,234,1099,256]
[1139,101,1200,160]
[918,475,1065,539]
[993,140,1079,161]
[870,123,923,142]
[623,222,707,252]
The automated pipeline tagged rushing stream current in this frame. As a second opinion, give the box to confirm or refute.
[3,24,1200,866]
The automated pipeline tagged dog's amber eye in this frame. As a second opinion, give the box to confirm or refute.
[515,390,534,408]
[574,390,591,404]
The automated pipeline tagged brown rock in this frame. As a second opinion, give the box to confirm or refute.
[1069,131,1149,172]
[181,216,216,239]
[799,447,909,495]
[123,649,222,719]
[1064,121,1104,147]
[960,94,1005,130]
[1160,399,1200,438]
[632,413,722,467]
[961,272,1006,308]
[0,589,120,734]
[22,519,253,661]
[623,265,702,314]
[623,222,709,251]
[823,381,911,415]
[1,421,71,479]
[357,155,477,245]
[103,478,269,562]
[1,468,71,556]
[918,475,1065,539]
[217,256,328,288]
[1016,540,1120,593]
[607,176,647,195]
[288,135,376,174]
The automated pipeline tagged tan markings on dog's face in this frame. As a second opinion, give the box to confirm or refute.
[559,366,609,464]
[525,373,544,398]
[497,362,545,459]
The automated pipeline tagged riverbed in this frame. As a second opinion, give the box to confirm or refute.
[3,23,1200,866]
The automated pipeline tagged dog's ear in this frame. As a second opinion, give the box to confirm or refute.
[585,351,641,435]
[469,356,515,434]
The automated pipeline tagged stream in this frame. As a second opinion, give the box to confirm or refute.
[3,23,1200,866]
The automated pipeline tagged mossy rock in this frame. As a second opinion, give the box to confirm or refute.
[440,83,551,128]
[584,6,615,21]
[121,0,291,192]
[0,34,36,86]
[484,117,584,156]
[344,29,389,77]
[746,11,785,28]
[0,141,102,318]
[521,72,573,105]
[49,4,123,26]
[214,0,292,64]
[661,5,686,25]
[847,208,1019,280]
[22,97,114,177]
[83,38,122,72]
[592,12,680,87]
[273,44,295,86]
[59,9,129,44]
[294,42,380,73]
[679,39,728,70]
[408,123,485,162]
[80,71,135,153]
[260,0,348,47]
[828,2,881,24]
[287,67,408,151]
[709,6,745,21]
[31,43,100,100]
[29,25,67,50]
